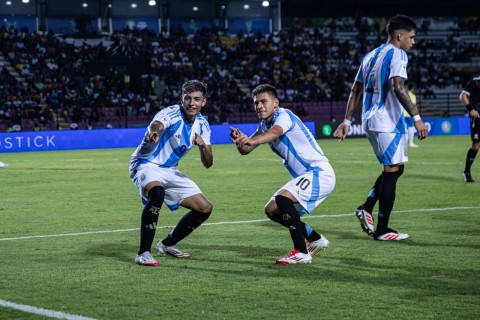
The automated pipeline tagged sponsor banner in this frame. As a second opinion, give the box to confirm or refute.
[316,117,470,138]
[0,123,316,153]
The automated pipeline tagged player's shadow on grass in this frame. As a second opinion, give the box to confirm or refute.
[86,242,138,264]
[408,173,461,182]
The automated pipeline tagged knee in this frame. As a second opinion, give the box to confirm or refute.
[199,201,213,215]
[264,201,277,217]
[148,186,165,206]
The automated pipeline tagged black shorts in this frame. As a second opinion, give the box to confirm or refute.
[471,117,480,143]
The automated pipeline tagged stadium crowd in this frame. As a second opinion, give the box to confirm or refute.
[0,15,479,131]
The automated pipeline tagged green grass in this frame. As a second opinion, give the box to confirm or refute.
[0,135,479,319]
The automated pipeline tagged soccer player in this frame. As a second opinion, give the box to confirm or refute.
[460,75,480,182]
[230,84,335,264]
[130,80,213,266]
[333,14,428,241]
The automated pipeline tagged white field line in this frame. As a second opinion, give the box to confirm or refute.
[0,206,478,242]
[0,299,97,320]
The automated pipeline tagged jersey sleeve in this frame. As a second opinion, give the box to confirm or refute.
[200,121,211,145]
[463,80,474,95]
[151,107,174,129]
[389,49,408,80]
[273,109,293,134]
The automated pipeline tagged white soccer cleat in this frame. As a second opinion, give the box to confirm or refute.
[275,249,312,265]
[354,207,375,236]
[0,161,9,168]
[306,235,329,256]
[156,241,192,259]
[374,228,409,241]
[135,251,160,267]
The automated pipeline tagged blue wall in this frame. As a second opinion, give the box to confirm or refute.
[0,122,314,153]
[0,118,469,153]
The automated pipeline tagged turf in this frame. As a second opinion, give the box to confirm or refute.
[0,135,479,319]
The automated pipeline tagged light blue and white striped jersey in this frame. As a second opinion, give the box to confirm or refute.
[254,107,330,178]
[129,105,211,172]
[355,43,408,133]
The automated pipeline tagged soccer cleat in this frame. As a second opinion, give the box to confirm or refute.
[0,161,8,168]
[306,235,329,256]
[135,251,160,267]
[463,172,475,183]
[354,207,375,236]
[409,143,419,148]
[275,249,312,265]
[156,241,192,259]
[374,228,409,241]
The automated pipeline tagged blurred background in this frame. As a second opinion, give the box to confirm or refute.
[0,0,479,132]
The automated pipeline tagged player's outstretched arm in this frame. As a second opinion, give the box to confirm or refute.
[230,126,258,155]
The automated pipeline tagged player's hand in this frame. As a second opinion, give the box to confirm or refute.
[470,109,479,119]
[333,123,349,142]
[414,120,428,140]
[193,133,205,147]
[229,127,241,142]
[147,131,159,143]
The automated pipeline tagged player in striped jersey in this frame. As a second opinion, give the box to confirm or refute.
[130,80,214,266]
[334,14,428,241]
[230,84,335,264]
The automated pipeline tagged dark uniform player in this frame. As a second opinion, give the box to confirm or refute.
[460,76,480,182]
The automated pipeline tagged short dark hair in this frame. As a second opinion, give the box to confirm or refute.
[182,80,207,96]
[386,14,417,36]
[252,84,278,99]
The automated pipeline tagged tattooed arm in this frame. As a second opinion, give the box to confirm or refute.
[392,77,428,140]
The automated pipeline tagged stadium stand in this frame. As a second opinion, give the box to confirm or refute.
[0,15,479,131]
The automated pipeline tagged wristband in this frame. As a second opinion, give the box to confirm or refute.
[343,119,352,126]
[412,115,421,122]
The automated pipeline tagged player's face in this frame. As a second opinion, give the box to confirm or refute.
[182,91,206,121]
[253,92,279,123]
[398,30,416,51]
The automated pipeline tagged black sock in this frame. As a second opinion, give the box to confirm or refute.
[362,173,383,213]
[162,210,210,246]
[464,148,477,173]
[301,222,321,242]
[138,186,165,254]
[376,171,401,234]
[274,195,308,254]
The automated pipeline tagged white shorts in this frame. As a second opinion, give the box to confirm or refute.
[131,164,202,211]
[272,163,336,216]
[366,129,408,166]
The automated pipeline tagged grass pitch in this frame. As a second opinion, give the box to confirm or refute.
[0,135,479,319]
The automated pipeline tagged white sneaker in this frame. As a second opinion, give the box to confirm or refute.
[354,207,375,236]
[156,241,192,258]
[374,228,409,241]
[306,235,329,256]
[409,143,419,148]
[275,249,312,265]
[135,251,160,267]
[0,162,9,168]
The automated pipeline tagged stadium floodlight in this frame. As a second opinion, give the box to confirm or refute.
[131,3,137,8]
[82,2,88,8]
[243,4,249,10]
[262,1,269,7]
[6,1,12,5]
[148,0,156,5]
[192,6,198,11]
[22,0,30,4]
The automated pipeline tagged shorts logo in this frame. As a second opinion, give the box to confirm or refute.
[474,133,479,140]
[140,173,146,181]
[175,134,181,139]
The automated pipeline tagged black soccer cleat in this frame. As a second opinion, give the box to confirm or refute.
[463,172,475,183]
